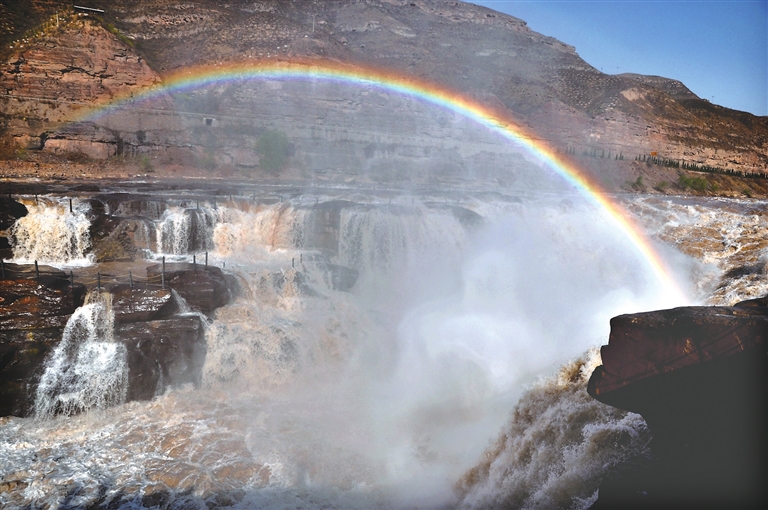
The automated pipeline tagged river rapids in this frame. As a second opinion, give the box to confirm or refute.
[1,190,765,509]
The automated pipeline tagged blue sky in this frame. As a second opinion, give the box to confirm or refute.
[470,1,767,116]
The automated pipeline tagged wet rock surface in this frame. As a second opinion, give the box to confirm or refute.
[0,263,87,416]
[0,196,28,258]
[118,316,206,402]
[146,263,232,313]
[109,284,177,323]
[0,263,233,417]
[588,299,768,509]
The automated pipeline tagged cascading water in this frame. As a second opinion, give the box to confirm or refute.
[2,191,763,510]
[34,291,128,419]
[9,198,93,265]
[155,205,218,256]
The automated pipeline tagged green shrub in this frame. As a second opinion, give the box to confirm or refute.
[654,181,670,192]
[256,129,290,173]
[678,174,710,192]
[137,155,154,173]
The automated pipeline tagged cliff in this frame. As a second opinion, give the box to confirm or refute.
[1,0,767,192]
[588,299,767,508]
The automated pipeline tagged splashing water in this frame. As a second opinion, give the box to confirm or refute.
[9,199,93,266]
[455,349,651,510]
[34,291,128,419]
[3,193,758,510]
[155,206,218,256]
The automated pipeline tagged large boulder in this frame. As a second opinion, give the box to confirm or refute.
[588,299,767,509]
[146,263,232,313]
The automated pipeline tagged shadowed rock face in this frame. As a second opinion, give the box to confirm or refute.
[118,316,206,402]
[0,196,28,258]
[588,300,767,509]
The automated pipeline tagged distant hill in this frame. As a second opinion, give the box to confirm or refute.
[1,0,766,194]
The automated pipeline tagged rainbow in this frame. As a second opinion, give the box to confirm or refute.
[74,58,688,302]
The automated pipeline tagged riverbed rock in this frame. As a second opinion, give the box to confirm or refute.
[109,284,177,324]
[0,264,87,416]
[146,263,232,313]
[117,315,207,402]
[588,300,768,509]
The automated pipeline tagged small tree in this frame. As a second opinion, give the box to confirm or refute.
[256,129,290,173]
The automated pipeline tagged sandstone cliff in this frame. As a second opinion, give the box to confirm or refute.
[1,0,766,190]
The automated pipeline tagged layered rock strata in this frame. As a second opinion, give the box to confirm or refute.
[2,1,765,185]
[588,299,767,508]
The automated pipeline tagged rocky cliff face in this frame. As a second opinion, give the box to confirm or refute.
[0,10,165,158]
[1,0,766,186]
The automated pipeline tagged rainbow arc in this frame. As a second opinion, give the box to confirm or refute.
[71,58,688,302]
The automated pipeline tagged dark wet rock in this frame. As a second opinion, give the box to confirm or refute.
[0,261,232,417]
[91,219,141,262]
[298,253,358,292]
[146,263,231,313]
[0,265,87,327]
[450,206,484,228]
[0,265,87,417]
[301,200,358,256]
[108,284,177,324]
[325,263,358,292]
[0,328,63,417]
[103,193,167,220]
[588,299,768,509]
[0,195,28,231]
[118,315,206,402]
[0,196,28,258]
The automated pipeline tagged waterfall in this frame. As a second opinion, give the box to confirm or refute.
[155,206,218,256]
[337,204,467,308]
[9,199,92,265]
[34,291,128,419]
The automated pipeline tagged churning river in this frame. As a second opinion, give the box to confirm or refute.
[1,186,766,509]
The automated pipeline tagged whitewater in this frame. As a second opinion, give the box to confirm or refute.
[1,190,765,509]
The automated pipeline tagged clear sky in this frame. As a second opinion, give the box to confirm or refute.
[470,1,767,116]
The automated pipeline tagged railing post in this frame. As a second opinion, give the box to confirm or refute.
[1,259,4,279]
[193,254,197,272]
[69,199,73,213]
[129,270,133,288]
[35,260,39,280]
[205,251,208,266]
[161,256,165,289]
